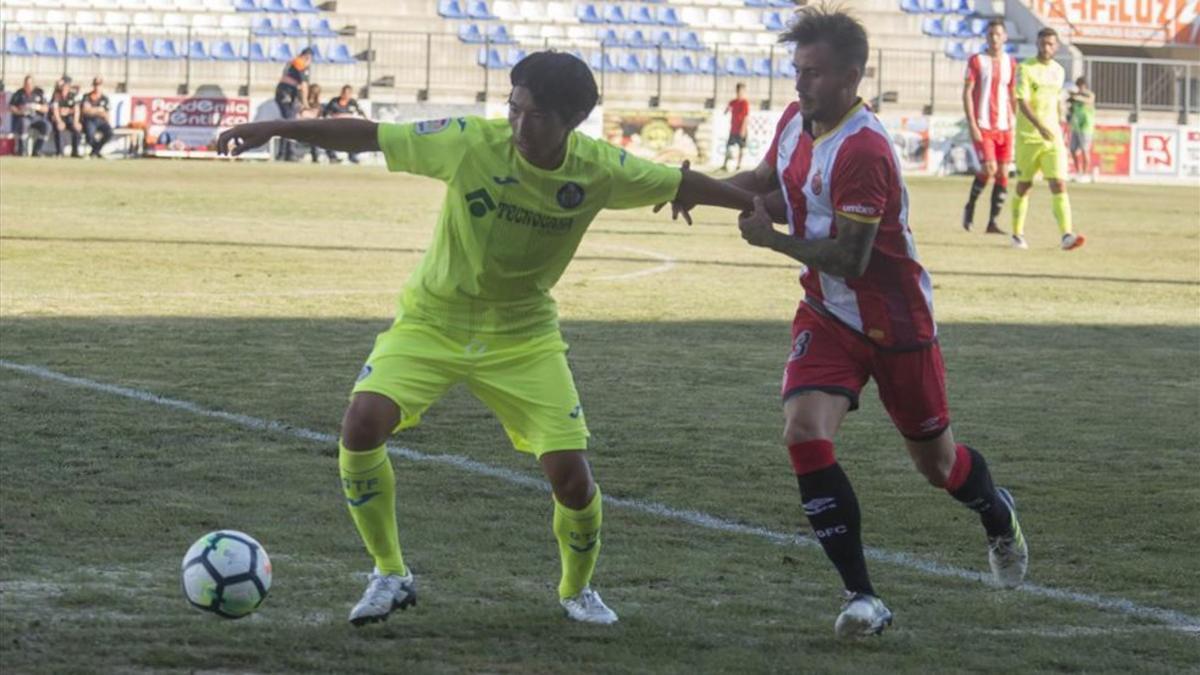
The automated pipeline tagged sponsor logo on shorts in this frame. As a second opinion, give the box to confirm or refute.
[356,364,373,382]
[919,416,944,433]
[414,118,450,135]
[788,330,813,362]
[841,204,878,217]
[803,496,837,516]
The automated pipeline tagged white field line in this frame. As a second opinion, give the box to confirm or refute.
[3,359,1199,632]
[584,244,678,281]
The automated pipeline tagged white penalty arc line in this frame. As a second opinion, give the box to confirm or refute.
[3,359,1198,632]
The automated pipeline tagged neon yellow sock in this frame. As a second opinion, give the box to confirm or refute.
[339,442,407,576]
[553,487,603,599]
[1051,192,1073,235]
[1011,192,1030,237]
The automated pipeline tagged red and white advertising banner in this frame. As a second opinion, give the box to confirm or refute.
[1133,126,1181,176]
[1181,127,1200,179]
[1025,0,1200,46]
[129,95,253,154]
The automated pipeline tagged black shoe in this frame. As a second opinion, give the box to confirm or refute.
[985,222,1007,235]
[962,205,973,232]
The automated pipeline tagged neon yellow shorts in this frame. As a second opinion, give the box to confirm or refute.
[351,321,589,457]
[1016,138,1068,182]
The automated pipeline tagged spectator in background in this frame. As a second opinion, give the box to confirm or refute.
[80,76,114,158]
[721,82,750,172]
[300,83,325,162]
[9,75,50,157]
[1067,76,1096,182]
[50,77,83,158]
[274,47,313,161]
[321,85,368,164]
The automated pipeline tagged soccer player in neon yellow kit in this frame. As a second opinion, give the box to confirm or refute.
[1011,27,1086,251]
[217,52,755,626]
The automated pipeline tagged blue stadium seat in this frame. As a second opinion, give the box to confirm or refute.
[505,47,526,67]
[126,38,152,59]
[1003,42,1019,55]
[269,42,294,62]
[604,5,627,23]
[477,46,504,68]
[458,23,485,43]
[644,52,667,73]
[93,37,122,58]
[243,41,269,61]
[763,11,784,31]
[290,0,319,13]
[723,55,751,76]
[697,54,717,75]
[188,40,212,60]
[153,38,181,59]
[943,40,969,60]
[952,0,974,13]
[619,53,643,73]
[305,43,327,63]
[577,4,603,23]
[310,17,338,36]
[66,36,90,58]
[34,36,63,57]
[467,0,496,20]
[282,18,307,36]
[678,31,704,50]
[671,54,697,74]
[966,18,988,36]
[924,0,951,12]
[776,57,795,78]
[657,6,683,26]
[630,5,655,24]
[486,24,514,43]
[752,56,773,77]
[625,29,649,48]
[212,40,239,61]
[253,17,278,35]
[899,0,923,12]
[327,43,354,63]
[234,0,259,11]
[6,35,33,57]
[588,51,620,72]
[921,17,946,36]
[744,0,768,6]
[945,17,969,37]
[596,28,622,46]
[651,29,675,48]
[438,0,466,18]
[261,0,288,12]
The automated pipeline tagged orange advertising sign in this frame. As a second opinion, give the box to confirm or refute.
[1026,0,1199,45]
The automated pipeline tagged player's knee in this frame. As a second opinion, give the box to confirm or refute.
[340,399,396,451]
[782,418,829,447]
[551,467,594,509]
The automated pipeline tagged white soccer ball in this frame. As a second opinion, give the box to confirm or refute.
[181,530,272,619]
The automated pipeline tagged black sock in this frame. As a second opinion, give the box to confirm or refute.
[988,183,1008,224]
[796,463,873,595]
[966,175,987,213]
[947,445,1012,538]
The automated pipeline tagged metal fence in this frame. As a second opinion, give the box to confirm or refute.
[1084,56,1197,123]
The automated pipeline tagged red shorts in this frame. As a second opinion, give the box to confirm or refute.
[782,304,951,441]
[974,129,1014,164]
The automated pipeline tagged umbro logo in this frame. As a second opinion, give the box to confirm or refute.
[493,175,519,185]
[803,497,837,516]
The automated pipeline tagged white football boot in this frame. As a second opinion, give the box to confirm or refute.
[1011,235,1029,249]
[988,488,1029,589]
[834,592,893,639]
[560,587,618,625]
[348,567,417,626]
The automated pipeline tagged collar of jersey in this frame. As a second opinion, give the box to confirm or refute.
[511,127,577,175]
[811,99,864,147]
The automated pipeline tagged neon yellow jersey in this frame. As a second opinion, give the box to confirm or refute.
[377,117,682,337]
[1015,57,1066,144]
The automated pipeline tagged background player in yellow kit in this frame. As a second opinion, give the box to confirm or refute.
[1011,28,1086,251]
[217,51,755,627]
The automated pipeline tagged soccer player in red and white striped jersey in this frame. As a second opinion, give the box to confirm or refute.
[961,19,1017,234]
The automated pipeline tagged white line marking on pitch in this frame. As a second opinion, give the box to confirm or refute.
[2,359,1198,632]
[584,244,677,281]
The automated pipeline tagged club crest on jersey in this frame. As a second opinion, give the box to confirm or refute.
[810,172,823,196]
[414,118,450,135]
[556,182,585,209]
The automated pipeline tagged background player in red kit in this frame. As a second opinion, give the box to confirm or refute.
[722,83,751,172]
[667,6,1029,639]
[961,18,1017,234]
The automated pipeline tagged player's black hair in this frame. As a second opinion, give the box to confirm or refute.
[778,4,869,73]
[299,46,313,56]
[986,18,1006,31]
[510,51,599,126]
[1037,27,1058,40]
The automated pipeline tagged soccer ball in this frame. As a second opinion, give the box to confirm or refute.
[181,530,272,619]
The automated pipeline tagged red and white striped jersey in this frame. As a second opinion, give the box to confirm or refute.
[765,101,937,349]
[965,52,1017,131]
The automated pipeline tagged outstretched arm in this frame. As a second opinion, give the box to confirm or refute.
[738,197,877,278]
[217,118,380,156]
[656,157,778,223]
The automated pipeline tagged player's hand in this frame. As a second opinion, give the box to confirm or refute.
[217,121,276,157]
[738,195,776,248]
[652,159,695,225]
[1038,126,1053,141]
[969,125,983,144]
